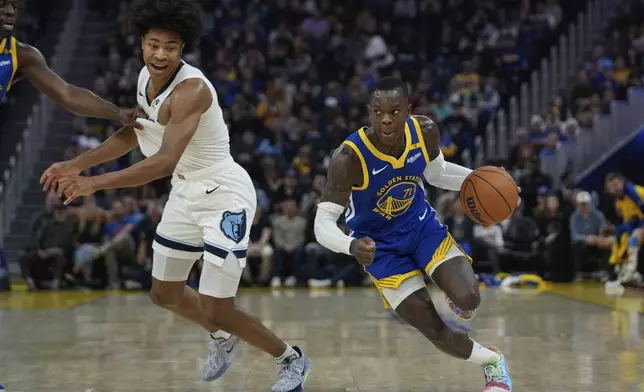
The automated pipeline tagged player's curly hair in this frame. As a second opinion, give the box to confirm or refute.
[131,0,203,45]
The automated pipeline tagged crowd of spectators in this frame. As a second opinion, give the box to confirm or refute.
[15,0,644,291]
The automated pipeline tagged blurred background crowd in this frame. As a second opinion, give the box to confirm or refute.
[9,0,644,291]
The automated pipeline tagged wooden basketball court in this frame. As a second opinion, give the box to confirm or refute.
[0,283,643,391]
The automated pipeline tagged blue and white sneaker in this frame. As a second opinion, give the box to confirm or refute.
[482,346,512,391]
[272,346,312,392]
[446,294,476,320]
[201,335,240,381]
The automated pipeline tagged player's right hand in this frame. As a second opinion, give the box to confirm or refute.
[350,237,376,266]
[40,161,81,192]
[118,107,145,129]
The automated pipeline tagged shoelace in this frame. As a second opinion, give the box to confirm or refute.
[483,360,507,383]
[276,356,301,383]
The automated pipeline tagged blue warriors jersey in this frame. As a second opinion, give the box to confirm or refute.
[0,36,18,101]
[342,117,468,309]
[616,182,644,224]
[610,182,644,265]
[343,116,443,241]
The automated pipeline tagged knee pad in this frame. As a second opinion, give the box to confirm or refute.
[151,251,197,282]
[199,253,243,298]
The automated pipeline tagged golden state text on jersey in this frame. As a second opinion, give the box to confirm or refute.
[373,174,424,219]
[343,116,443,241]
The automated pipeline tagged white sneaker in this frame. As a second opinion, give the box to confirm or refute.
[605,280,625,295]
[308,279,331,288]
[270,276,281,289]
[202,335,240,381]
[336,279,345,289]
[284,276,297,287]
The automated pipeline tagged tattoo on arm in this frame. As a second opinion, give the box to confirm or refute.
[320,144,363,206]
[414,114,442,160]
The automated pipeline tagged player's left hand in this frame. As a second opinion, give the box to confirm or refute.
[57,176,98,205]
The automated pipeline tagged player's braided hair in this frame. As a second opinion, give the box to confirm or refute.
[131,0,203,46]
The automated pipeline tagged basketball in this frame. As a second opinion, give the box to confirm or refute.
[460,166,520,225]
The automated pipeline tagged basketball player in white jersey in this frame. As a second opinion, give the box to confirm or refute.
[39,0,311,390]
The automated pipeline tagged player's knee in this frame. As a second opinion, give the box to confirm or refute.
[261,244,273,258]
[450,283,481,311]
[201,298,236,330]
[148,287,181,308]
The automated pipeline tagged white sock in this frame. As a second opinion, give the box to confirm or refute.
[275,345,298,363]
[210,330,231,340]
[466,341,501,365]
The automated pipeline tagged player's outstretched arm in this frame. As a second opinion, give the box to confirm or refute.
[414,114,472,191]
[40,125,138,192]
[18,43,136,125]
[315,144,375,265]
[57,79,211,204]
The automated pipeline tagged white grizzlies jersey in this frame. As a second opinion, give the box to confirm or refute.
[135,61,230,174]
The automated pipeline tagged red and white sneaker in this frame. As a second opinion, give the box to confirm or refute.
[482,346,512,391]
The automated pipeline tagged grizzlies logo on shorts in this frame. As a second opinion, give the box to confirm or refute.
[220,210,247,243]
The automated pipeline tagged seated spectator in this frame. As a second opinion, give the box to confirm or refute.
[443,198,474,256]
[539,132,571,190]
[451,61,480,98]
[536,194,572,281]
[20,205,75,290]
[473,223,504,273]
[121,201,161,290]
[518,159,552,218]
[307,212,367,288]
[301,198,338,288]
[102,200,138,289]
[271,198,306,288]
[570,191,610,280]
[528,115,548,148]
[20,190,60,263]
[508,128,536,172]
[72,196,107,286]
[242,205,274,286]
[500,214,542,273]
[274,168,303,208]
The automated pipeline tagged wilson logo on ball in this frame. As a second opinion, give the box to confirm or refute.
[466,196,482,222]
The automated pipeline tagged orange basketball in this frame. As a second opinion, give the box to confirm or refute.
[460,166,519,225]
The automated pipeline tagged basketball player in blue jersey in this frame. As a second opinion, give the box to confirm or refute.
[314,77,513,392]
[0,0,136,125]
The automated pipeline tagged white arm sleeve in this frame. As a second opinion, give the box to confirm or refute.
[423,150,473,191]
[314,202,353,255]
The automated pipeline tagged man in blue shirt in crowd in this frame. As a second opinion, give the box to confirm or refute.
[570,191,609,280]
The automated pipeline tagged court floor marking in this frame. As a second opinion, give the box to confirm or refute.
[545,283,644,314]
[2,283,643,314]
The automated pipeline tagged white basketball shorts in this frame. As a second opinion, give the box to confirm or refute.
[151,157,256,296]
